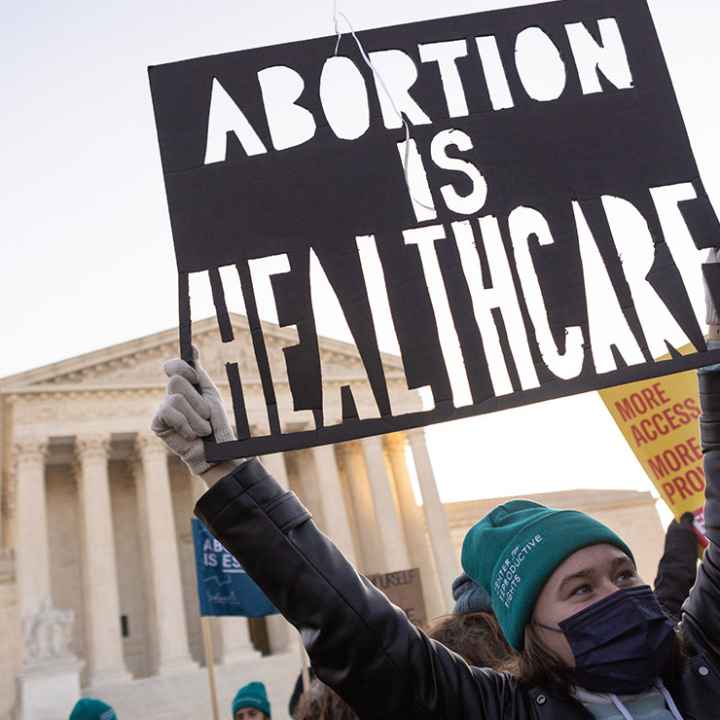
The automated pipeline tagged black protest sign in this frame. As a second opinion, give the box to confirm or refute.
[149,0,720,460]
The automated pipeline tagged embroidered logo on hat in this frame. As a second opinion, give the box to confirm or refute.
[493,533,544,609]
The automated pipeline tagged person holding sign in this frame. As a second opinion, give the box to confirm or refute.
[152,290,720,719]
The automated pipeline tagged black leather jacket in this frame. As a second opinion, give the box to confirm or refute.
[195,371,720,719]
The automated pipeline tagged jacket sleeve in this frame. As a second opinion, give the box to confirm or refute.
[683,364,720,660]
[653,515,698,622]
[194,459,518,720]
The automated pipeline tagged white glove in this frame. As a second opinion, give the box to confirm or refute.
[151,350,235,475]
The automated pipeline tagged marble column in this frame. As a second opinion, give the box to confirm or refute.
[309,445,358,565]
[0,550,18,720]
[361,436,411,573]
[384,433,446,620]
[260,453,298,655]
[337,441,382,573]
[13,440,50,622]
[129,455,159,675]
[74,435,131,685]
[135,434,197,675]
[259,453,290,490]
[408,429,458,611]
[1,468,14,549]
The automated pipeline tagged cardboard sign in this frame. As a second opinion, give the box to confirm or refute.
[599,352,707,545]
[149,0,720,460]
[367,568,427,625]
[191,519,278,617]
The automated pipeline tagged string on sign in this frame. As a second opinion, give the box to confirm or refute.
[331,3,436,213]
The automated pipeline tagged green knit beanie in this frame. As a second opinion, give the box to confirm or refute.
[232,681,271,718]
[69,698,117,720]
[461,500,633,650]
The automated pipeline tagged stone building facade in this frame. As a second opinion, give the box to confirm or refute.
[0,316,459,719]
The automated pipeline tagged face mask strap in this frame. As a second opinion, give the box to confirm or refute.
[533,621,564,634]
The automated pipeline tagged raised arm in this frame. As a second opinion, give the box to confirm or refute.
[653,514,698,622]
[682,251,720,660]
[151,355,512,719]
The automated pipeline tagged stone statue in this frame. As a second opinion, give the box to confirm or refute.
[23,597,76,664]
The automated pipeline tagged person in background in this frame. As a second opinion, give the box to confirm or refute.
[451,571,493,616]
[654,512,701,622]
[425,572,514,670]
[69,698,117,720]
[232,682,271,720]
[426,612,513,671]
[288,668,316,719]
[294,679,358,720]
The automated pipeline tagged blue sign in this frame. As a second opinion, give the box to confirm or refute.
[191,519,278,617]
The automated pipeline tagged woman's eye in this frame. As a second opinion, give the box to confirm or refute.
[617,570,637,584]
[571,583,592,597]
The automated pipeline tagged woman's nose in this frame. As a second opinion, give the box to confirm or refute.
[597,578,621,600]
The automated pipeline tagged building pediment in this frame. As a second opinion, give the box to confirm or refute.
[0,315,405,392]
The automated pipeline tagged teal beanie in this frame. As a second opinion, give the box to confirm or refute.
[461,500,633,650]
[69,698,117,720]
[232,682,271,718]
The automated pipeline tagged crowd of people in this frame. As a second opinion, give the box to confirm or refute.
[68,680,273,719]
[73,268,720,718]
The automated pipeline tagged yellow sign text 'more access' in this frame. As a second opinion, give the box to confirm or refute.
[599,354,707,539]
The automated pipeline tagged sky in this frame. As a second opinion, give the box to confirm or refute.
[2,0,720,517]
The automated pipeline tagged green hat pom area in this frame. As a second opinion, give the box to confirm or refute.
[69,698,117,720]
[232,681,271,718]
[461,500,634,650]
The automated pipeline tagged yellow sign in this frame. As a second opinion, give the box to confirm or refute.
[599,351,707,544]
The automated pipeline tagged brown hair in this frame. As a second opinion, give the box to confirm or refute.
[500,623,574,691]
[294,680,358,720]
[425,612,515,670]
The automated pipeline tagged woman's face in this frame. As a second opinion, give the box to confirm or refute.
[530,543,643,666]
[235,709,265,720]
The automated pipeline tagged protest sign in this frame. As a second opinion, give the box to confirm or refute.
[149,0,720,460]
[367,569,427,625]
[599,349,707,544]
[191,519,278,616]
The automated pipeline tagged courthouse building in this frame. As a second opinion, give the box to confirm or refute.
[0,316,459,719]
[0,316,666,720]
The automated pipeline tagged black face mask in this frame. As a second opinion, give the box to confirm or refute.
[536,585,676,694]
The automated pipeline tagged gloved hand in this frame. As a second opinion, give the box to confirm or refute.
[151,350,235,475]
[679,511,695,527]
[665,512,697,543]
